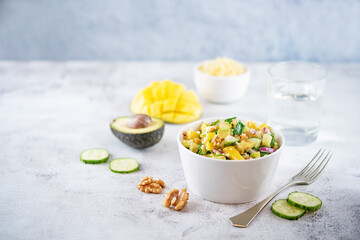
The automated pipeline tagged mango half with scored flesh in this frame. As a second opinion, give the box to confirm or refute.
[130,80,202,124]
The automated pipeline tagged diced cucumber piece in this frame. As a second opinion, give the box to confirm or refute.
[224,135,239,146]
[271,199,305,220]
[250,152,261,158]
[262,134,273,147]
[109,158,139,174]
[80,148,109,164]
[287,192,322,211]
[218,128,231,139]
[248,137,262,150]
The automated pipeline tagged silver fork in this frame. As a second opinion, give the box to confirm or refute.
[230,148,332,228]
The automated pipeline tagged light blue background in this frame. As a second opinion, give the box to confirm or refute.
[0,0,359,61]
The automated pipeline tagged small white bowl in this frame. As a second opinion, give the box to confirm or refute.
[194,63,251,104]
[177,117,285,204]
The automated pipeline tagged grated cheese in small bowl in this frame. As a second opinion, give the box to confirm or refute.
[198,57,247,77]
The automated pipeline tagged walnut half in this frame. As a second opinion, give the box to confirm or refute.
[137,176,166,194]
[163,188,189,211]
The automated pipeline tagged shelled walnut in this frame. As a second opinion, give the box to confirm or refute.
[163,188,189,211]
[211,135,222,148]
[137,176,166,194]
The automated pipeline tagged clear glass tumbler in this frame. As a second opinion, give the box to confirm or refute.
[267,62,327,146]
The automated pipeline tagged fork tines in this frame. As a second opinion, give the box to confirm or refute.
[297,148,332,181]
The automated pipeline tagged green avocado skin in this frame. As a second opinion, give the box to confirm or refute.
[110,125,164,149]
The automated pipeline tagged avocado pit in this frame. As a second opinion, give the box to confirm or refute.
[127,114,152,129]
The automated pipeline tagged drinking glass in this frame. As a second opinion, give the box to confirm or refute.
[267,62,327,146]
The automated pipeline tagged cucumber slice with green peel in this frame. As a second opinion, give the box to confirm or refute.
[80,148,109,164]
[109,158,139,174]
[287,192,322,211]
[271,199,306,220]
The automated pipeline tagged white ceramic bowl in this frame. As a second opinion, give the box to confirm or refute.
[194,63,251,104]
[177,117,285,204]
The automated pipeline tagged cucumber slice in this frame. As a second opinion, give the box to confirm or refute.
[109,158,139,174]
[287,192,322,211]
[80,148,109,164]
[271,199,305,220]
[248,137,261,150]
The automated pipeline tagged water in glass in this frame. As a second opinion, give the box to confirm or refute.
[267,62,326,146]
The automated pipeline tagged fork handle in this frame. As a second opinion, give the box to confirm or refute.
[229,181,296,228]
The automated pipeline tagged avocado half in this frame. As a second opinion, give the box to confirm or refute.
[110,117,165,149]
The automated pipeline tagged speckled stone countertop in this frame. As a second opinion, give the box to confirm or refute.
[0,62,359,240]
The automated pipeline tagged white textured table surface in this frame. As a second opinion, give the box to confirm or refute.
[0,62,359,240]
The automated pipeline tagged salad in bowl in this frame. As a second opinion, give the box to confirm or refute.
[177,117,284,203]
[181,117,280,160]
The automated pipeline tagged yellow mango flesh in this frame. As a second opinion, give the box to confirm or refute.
[205,142,213,151]
[131,80,202,124]
[186,130,199,140]
[223,146,244,160]
[203,132,216,144]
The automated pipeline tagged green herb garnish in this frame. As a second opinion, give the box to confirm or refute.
[233,121,245,135]
[224,117,236,124]
[197,143,203,155]
[260,152,270,157]
[270,132,275,147]
[210,120,220,126]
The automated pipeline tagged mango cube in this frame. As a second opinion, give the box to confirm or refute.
[203,132,216,144]
[205,142,213,151]
[186,130,199,140]
[223,146,244,160]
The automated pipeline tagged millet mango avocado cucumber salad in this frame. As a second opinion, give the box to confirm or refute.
[182,117,280,160]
